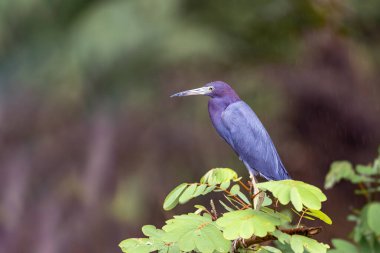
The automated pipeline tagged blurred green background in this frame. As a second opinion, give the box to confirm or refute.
[0,0,380,252]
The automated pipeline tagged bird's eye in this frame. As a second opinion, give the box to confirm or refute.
[209,87,214,91]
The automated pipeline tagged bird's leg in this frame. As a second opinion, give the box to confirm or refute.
[231,237,247,252]
[232,238,239,252]
[250,173,264,210]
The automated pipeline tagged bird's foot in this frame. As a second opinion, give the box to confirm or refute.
[232,237,247,252]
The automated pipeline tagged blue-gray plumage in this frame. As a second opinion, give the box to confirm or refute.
[171,81,290,181]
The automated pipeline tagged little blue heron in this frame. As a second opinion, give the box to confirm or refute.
[171,81,290,195]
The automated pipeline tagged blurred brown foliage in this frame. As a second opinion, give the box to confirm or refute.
[0,0,379,252]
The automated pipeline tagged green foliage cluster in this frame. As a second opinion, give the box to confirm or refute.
[326,149,380,253]
[119,168,331,253]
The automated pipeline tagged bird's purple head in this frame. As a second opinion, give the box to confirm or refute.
[170,81,240,101]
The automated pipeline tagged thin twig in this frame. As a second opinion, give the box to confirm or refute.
[197,183,251,208]
[297,209,306,227]
[238,180,251,192]
[223,195,241,210]
[251,190,263,200]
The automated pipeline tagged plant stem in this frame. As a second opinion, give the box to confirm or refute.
[197,183,251,209]
[297,209,306,228]
[238,180,251,192]
[358,182,371,202]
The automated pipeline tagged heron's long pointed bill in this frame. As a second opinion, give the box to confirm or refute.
[170,87,211,97]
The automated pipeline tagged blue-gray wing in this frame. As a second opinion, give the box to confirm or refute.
[221,101,290,180]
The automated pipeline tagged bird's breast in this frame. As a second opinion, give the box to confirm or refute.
[208,99,236,145]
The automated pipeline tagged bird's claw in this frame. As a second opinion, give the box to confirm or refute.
[231,237,247,252]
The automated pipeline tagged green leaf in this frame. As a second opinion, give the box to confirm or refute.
[142,225,161,237]
[305,209,332,225]
[260,245,282,253]
[202,185,216,195]
[367,202,380,235]
[237,191,251,205]
[290,235,329,253]
[120,225,180,253]
[223,195,241,210]
[272,230,291,244]
[290,187,302,211]
[163,183,188,211]
[194,204,207,210]
[329,239,358,253]
[356,165,376,175]
[230,184,240,195]
[119,238,152,253]
[351,202,377,242]
[193,184,207,197]
[219,200,235,212]
[258,180,327,211]
[303,215,315,221]
[262,194,273,207]
[216,209,283,240]
[290,236,303,253]
[200,168,238,185]
[325,161,355,189]
[162,213,230,253]
[179,183,197,204]
[220,181,230,190]
[261,207,292,223]
[194,205,208,214]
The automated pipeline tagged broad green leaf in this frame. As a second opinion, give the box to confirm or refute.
[329,239,358,253]
[261,207,292,223]
[351,203,376,242]
[272,230,291,244]
[262,194,273,207]
[119,238,152,253]
[290,187,302,211]
[216,209,283,240]
[258,180,326,211]
[325,161,355,189]
[230,184,240,195]
[179,183,197,204]
[305,209,332,225]
[163,213,230,253]
[120,225,180,253]
[367,202,380,235]
[200,168,238,185]
[290,236,303,253]
[220,181,230,190]
[202,185,216,195]
[278,187,291,205]
[290,235,329,253]
[258,245,282,253]
[193,184,207,197]
[143,225,180,253]
[163,183,188,211]
[142,225,161,237]
[356,165,375,175]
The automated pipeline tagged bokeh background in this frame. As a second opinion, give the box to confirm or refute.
[1,0,380,252]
